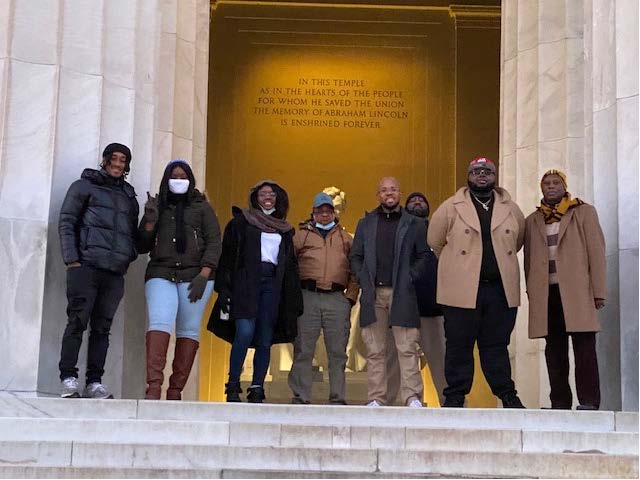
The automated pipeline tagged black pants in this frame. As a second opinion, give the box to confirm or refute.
[59,265,124,383]
[545,284,600,409]
[442,281,517,400]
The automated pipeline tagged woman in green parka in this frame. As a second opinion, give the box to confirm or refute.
[138,159,222,400]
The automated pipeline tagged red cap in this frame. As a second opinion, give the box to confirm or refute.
[468,157,496,173]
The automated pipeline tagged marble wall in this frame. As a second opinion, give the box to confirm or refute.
[0,0,635,410]
[0,0,210,398]
[500,0,638,410]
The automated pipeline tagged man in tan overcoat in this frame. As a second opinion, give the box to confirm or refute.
[428,157,525,408]
[524,169,606,410]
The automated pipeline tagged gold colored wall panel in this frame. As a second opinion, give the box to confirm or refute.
[203,0,500,406]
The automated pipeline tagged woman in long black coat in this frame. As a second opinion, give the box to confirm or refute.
[210,180,302,403]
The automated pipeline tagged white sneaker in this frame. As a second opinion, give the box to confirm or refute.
[83,382,113,399]
[60,377,80,398]
[407,399,423,408]
[366,400,383,407]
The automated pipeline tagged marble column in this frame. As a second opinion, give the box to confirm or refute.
[148,0,212,401]
[0,0,211,399]
[500,0,638,410]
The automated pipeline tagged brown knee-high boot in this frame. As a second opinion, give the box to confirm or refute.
[145,331,171,400]
[167,337,199,400]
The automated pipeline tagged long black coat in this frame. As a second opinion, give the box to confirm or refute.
[414,219,442,317]
[208,207,303,345]
[350,208,428,328]
[59,168,139,275]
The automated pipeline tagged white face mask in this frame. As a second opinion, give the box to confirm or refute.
[169,178,189,194]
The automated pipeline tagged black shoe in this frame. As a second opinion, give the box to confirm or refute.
[224,381,242,402]
[442,396,465,408]
[576,404,599,411]
[330,400,347,405]
[501,392,525,408]
[247,385,266,403]
[291,396,310,405]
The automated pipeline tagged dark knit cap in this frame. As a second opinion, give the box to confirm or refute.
[405,192,428,207]
[102,143,132,162]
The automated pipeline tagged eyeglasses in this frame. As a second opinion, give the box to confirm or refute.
[469,168,495,176]
[258,192,277,199]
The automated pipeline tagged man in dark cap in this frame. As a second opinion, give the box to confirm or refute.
[385,192,446,405]
[288,192,359,405]
[58,143,139,399]
[428,157,526,408]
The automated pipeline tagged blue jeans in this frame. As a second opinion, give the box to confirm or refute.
[145,278,215,341]
[228,266,277,386]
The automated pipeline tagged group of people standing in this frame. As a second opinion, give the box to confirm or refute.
[57,144,606,411]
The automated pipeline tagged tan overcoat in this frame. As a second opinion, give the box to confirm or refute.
[428,187,525,309]
[524,204,606,338]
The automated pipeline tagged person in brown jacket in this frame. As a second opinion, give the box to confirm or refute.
[524,169,606,410]
[428,157,525,408]
[288,192,359,404]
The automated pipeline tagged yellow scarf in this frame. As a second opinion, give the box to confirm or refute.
[537,194,583,224]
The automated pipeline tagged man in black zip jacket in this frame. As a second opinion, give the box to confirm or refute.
[57,143,139,399]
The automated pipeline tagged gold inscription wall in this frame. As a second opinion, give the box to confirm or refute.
[226,45,425,231]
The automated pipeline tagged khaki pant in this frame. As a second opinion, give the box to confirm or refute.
[387,315,446,405]
[361,287,423,405]
[288,290,352,403]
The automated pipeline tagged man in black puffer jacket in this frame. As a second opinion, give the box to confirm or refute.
[57,143,139,399]
[386,192,447,406]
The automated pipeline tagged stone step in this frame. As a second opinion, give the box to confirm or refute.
[0,466,521,479]
[0,442,636,478]
[137,400,631,433]
[0,417,636,455]
[0,466,520,479]
[1,397,636,433]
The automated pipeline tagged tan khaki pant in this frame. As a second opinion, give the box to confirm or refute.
[361,287,423,405]
[387,315,447,405]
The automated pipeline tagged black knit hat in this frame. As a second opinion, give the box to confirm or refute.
[405,192,430,217]
[405,192,428,207]
[102,143,132,162]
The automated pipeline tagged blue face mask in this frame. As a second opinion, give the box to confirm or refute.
[316,221,335,230]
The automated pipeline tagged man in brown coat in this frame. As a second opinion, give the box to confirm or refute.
[288,192,359,405]
[428,157,525,408]
[524,169,606,410]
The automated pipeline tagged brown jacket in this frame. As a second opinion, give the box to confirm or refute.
[428,187,525,309]
[294,221,359,303]
[524,204,606,338]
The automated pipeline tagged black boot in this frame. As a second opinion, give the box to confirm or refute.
[442,396,465,408]
[247,385,266,404]
[501,392,525,408]
[225,381,242,402]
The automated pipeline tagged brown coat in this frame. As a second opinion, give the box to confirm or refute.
[524,204,606,338]
[294,222,359,303]
[428,187,525,309]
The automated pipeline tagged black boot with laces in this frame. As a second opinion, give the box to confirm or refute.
[247,385,266,403]
[225,381,242,402]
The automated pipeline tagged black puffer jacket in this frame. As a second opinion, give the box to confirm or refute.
[137,190,222,283]
[59,168,139,274]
